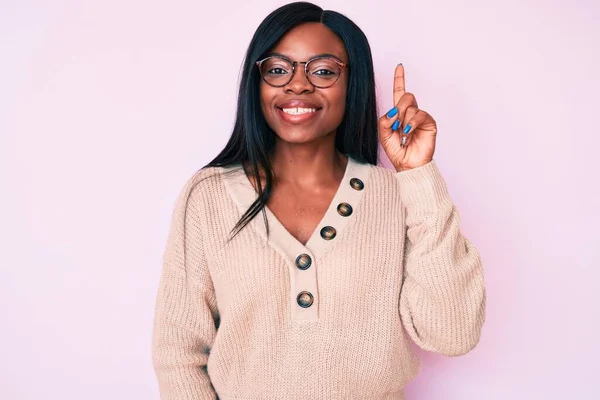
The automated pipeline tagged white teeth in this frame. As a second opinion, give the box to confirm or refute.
[281,107,317,115]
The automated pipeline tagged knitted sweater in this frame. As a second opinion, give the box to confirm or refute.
[151,156,486,399]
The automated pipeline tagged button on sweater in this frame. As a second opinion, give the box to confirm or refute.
[151,156,486,399]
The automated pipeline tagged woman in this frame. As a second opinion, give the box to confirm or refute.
[152,2,486,399]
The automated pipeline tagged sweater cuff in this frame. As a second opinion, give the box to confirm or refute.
[394,159,451,213]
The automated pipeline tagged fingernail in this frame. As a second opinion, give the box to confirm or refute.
[397,62,403,66]
[403,124,411,134]
[392,120,400,130]
[387,107,398,118]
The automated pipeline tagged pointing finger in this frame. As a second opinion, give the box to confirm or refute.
[393,63,406,106]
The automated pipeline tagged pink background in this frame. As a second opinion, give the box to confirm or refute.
[1,0,598,398]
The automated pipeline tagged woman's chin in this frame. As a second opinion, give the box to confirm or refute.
[274,129,322,144]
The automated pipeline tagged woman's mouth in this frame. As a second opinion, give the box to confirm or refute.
[281,107,318,115]
[276,106,322,124]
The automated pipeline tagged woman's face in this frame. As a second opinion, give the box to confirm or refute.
[259,22,349,145]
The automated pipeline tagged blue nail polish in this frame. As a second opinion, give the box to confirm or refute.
[403,124,411,134]
[387,107,398,118]
[392,120,400,130]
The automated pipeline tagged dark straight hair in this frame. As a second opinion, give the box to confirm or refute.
[203,1,379,240]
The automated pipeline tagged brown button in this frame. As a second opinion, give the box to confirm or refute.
[349,178,364,191]
[297,291,314,308]
[337,202,353,217]
[320,226,336,240]
[295,254,312,270]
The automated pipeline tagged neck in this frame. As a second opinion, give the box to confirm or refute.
[268,138,348,189]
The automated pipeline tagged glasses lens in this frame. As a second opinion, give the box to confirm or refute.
[259,57,293,86]
[306,57,341,87]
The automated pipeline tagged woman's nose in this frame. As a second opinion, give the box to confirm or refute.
[284,66,314,94]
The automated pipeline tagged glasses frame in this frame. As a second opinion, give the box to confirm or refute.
[255,54,348,88]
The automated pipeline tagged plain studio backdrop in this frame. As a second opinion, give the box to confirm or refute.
[1,0,598,398]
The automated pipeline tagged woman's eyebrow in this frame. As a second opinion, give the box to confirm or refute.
[266,52,345,62]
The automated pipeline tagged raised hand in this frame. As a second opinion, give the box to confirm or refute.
[378,64,437,172]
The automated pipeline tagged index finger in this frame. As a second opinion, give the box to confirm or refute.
[393,63,406,106]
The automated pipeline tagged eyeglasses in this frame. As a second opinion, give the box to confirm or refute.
[255,54,347,88]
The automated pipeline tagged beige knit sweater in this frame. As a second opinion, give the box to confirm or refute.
[151,156,486,399]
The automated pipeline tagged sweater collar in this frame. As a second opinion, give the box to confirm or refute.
[221,155,372,262]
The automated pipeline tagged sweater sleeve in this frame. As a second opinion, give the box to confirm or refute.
[152,176,219,399]
[396,160,486,356]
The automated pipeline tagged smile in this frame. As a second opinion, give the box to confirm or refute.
[280,107,319,115]
[276,106,321,124]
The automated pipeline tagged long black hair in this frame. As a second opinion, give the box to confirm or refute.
[204,1,379,240]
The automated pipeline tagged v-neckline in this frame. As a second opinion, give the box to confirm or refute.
[252,156,351,249]
[220,155,372,263]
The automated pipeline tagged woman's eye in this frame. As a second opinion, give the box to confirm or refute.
[267,68,288,75]
[312,69,336,76]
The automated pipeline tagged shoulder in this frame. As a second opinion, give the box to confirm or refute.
[368,162,397,180]
[360,161,400,190]
[172,164,239,214]
[340,158,401,206]
[365,159,446,189]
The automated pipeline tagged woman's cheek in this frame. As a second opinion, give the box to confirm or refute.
[333,91,347,126]
[259,88,277,128]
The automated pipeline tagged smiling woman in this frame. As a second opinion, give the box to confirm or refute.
[151,1,486,399]
[258,23,349,146]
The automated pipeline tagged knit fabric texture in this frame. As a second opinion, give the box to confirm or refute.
[151,156,486,399]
